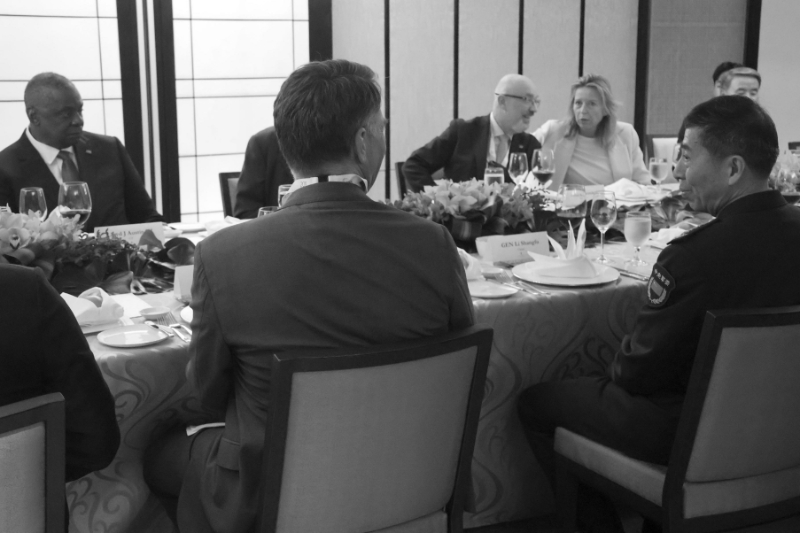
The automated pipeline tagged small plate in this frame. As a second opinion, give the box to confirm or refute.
[468,280,518,299]
[98,324,169,348]
[180,306,193,323]
[479,264,503,276]
[512,261,619,287]
[169,222,205,233]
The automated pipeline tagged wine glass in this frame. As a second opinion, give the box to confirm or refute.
[624,211,651,267]
[508,152,528,186]
[531,148,555,188]
[590,191,617,264]
[649,157,670,194]
[556,184,587,237]
[258,206,278,217]
[57,181,92,228]
[19,187,47,220]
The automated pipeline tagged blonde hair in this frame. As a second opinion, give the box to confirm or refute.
[565,74,618,149]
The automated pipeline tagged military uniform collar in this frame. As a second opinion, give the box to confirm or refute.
[716,190,786,219]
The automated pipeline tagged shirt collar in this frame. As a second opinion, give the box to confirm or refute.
[287,174,368,195]
[25,127,74,165]
[489,113,509,140]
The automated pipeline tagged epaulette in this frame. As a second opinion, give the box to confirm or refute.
[668,217,720,244]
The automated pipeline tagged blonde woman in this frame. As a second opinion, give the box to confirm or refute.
[533,74,649,189]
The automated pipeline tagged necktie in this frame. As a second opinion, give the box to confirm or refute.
[496,135,509,165]
[58,151,79,183]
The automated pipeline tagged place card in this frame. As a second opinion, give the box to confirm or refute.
[95,223,165,246]
[174,264,194,303]
[475,232,549,263]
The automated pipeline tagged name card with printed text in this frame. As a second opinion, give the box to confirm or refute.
[173,264,194,303]
[475,232,549,263]
[94,223,165,246]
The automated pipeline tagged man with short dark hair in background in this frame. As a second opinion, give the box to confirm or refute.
[518,96,800,532]
[143,59,474,533]
[0,72,163,231]
[403,74,542,192]
[711,61,743,96]
[232,126,294,218]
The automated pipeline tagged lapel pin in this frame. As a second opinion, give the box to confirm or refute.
[86,150,92,154]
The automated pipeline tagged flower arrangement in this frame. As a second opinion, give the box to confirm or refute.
[388,179,548,241]
[0,208,82,277]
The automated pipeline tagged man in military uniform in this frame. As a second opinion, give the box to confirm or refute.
[517,95,800,532]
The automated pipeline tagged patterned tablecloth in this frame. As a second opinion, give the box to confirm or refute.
[67,276,648,532]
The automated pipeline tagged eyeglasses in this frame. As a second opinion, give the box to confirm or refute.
[496,93,540,109]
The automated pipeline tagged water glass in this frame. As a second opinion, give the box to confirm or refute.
[624,211,651,267]
[531,148,555,187]
[590,191,617,264]
[649,157,670,193]
[508,152,528,185]
[19,187,47,220]
[483,166,504,186]
[257,206,278,217]
[277,184,292,207]
[57,181,92,227]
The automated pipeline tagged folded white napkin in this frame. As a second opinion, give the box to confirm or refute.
[61,288,124,326]
[458,249,483,280]
[205,217,244,235]
[548,218,587,260]
[606,178,650,199]
[527,252,599,278]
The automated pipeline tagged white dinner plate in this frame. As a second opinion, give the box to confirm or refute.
[468,280,518,299]
[169,222,205,233]
[98,324,169,348]
[180,306,193,324]
[512,261,620,287]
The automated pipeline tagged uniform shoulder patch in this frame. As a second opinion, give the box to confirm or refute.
[647,263,675,307]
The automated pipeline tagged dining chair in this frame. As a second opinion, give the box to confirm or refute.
[395,161,408,199]
[257,325,493,533]
[219,172,241,217]
[645,134,678,183]
[0,393,65,533]
[554,306,800,533]
[788,141,800,153]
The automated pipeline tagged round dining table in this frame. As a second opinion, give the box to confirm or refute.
[67,243,657,532]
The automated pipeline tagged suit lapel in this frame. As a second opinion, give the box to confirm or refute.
[74,134,93,182]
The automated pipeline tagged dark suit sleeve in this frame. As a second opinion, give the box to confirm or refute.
[403,120,463,193]
[234,133,269,219]
[185,242,233,414]
[34,270,120,481]
[116,138,164,223]
[610,242,708,395]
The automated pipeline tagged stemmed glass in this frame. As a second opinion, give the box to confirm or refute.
[556,184,587,219]
[508,152,528,186]
[531,148,555,188]
[624,211,651,267]
[590,191,617,264]
[649,157,670,194]
[57,181,92,228]
[19,187,47,220]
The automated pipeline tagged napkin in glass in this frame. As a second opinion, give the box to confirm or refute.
[61,287,124,326]
[457,249,483,280]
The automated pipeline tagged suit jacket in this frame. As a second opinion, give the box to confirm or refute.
[611,191,800,413]
[233,126,295,219]
[0,264,120,482]
[403,115,541,192]
[180,181,475,533]
[0,131,163,232]
[533,119,650,190]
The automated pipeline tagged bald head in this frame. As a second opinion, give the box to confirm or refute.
[25,72,84,149]
[493,74,539,135]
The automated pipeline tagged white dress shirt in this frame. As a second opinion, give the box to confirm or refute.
[25,127,78,185]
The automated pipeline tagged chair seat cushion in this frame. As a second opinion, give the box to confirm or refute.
[555,427,666,506]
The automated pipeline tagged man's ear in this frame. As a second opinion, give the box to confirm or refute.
[727,155,746,185]
[354,126,368,164]
[26,107,38,125]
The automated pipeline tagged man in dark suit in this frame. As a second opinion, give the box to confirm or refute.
[0,263,120,523]
[232,126,294,218]
[403,74,542,192]
[517,96,800,532]
[143,59,475,533]
[0,72,163,232]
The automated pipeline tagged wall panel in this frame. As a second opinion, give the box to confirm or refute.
[584,0,638,124]
[458,0,519,120]
[758,0,800,150]
[522,0,581,131]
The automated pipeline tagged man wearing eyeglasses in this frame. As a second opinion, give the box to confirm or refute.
[403,74,541,192]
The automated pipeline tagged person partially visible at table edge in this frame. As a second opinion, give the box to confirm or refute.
[711,60,743,96]
[402,73,542,192]
[533,74,649,190]
[517,95,800,533]
[232,125,294,218]
[0,263,120,530]
[717,66,762,103]
[0,72,163,232]
[142,58,475,533]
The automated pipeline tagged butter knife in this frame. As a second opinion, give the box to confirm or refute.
[617,269,649,281]
[169,325,190,342]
